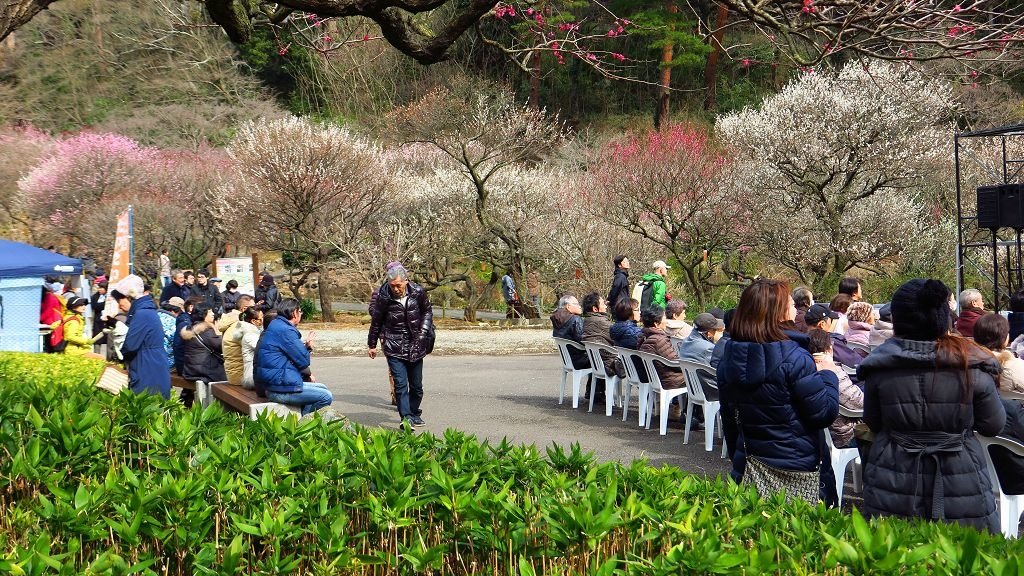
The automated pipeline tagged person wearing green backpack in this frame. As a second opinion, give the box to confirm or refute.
[635,260,670,311]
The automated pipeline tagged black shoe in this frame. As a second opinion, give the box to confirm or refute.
[402,416,424,429]
[410,415,426,426]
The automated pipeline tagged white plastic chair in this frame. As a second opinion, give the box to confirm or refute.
[1000,389,1024,401]
[977,434,1024,538]
[636,350,689,436]
[678,360,722,452]
[616,347,650,427]
[583,342,624,416]
[553,338,593,409]
[846,342,871,356]
[827,404,864,504]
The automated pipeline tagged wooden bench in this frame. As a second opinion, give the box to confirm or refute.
[170,374,219,408]
[211,383,301,420]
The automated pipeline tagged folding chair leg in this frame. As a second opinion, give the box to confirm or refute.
[605,376,617,416]
[559,371,567,405]
[571,372,589,409]
[659,394,670,435]
[704,403,721,452]
[683,399,695,444]
[622,386,631,422]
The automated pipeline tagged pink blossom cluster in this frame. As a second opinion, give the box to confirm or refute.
[802,0,816,14]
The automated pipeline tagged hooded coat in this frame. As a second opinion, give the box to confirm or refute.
[367,282,433,363]
[717,338,839,488]
[551,307,587,368]
[857,338,1006,532]
[180,320,227,384]
[121,295,171,398]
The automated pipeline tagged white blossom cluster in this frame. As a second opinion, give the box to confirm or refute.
[717,60,955,282]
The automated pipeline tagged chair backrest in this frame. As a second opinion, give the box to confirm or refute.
[583,341,611,378]
[669,336,685,357]
[1000,389,1024,401]
[977,435,1024,494]
[635,349,679,392]
[838,405,864,419]
[678,359,715,403]
[616,346,649,384]
[552,338,576,370]
[841,364,857,376]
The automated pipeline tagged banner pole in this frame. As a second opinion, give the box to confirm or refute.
[127,205,134,275]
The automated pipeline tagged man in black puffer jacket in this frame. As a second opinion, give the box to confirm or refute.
[367,264,434,429]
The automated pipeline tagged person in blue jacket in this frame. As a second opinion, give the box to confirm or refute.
[255,298,333,415]
[717,279,840,505]
[116,275,171,399]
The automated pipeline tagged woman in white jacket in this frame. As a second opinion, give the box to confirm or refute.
[231,307,264,389]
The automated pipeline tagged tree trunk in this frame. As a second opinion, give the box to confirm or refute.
[654,1,678,130]
[528,50,541,110]
[702,3,729,111]
[0,1,56,43]
[316,250,334,322]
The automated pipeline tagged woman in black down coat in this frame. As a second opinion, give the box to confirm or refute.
[179,303,227,406]
[857,279,1006,532]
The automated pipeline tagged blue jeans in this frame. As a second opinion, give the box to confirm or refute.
[161,276,171,289]
[387,357,423,419]
[266,382,333,415]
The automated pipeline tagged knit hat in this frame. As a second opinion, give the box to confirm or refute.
[115,274,145,300]
[385,261,403,271]
[890,278,952,341]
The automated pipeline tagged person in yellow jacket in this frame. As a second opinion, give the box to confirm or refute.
[62,297,104,357]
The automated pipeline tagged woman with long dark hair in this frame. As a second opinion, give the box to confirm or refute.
[858,279,1006,532]
[717,279,839,504]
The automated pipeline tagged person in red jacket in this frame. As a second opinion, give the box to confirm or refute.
[955,288,986,338]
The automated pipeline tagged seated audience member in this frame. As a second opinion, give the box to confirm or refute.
[793,286,814,332]
[869,303,894,347]
[845,302,874,349]
[610,298,643,349]
[1009,288,1024,343]
[664,299,692,339]
[256,298,334,415]
[989,398,1024,503]
[180,303,227,407]
[678,313,725,365]
[551,294,588,368]
[838,277,862,301]
[974,313,1024,394]
[158,297,184,368]
[581,292,624,378]
[710,309,735,369]
[955,288,986,338]
[829,293,853,336]
[637,306,685,390]
[232,307,264,389]
[807,329,863,448]
[805,303,863,368]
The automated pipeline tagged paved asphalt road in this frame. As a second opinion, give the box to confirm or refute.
[331,301,507,321]
[312,353,732,478]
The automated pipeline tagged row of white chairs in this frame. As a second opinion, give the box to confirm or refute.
[553,338,725,455]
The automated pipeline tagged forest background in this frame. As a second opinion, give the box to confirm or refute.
[1,0,1022,321]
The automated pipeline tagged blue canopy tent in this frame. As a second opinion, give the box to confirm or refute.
[0,240,82,352]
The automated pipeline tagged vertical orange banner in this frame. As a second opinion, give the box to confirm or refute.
[102,209,132,321]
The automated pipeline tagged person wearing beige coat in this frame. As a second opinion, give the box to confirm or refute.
[973,312,1024,394]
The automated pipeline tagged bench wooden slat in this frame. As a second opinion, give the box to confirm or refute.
[212,383,264,414]
[170,374,196,391]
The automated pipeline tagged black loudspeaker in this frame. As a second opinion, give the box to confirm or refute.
[977,184,1024,229]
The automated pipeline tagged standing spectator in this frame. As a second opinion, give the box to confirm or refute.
[792,286,814,332]
[581,292,622,378]
[158,297,184,369]
[717,279,839,505]
[117,275,171,399]
[160,270,191,304]
[1008,288,1024,342]
[610,298,643,350]
[232,307,263,389]
[180,303,227,406]
[838,277,862,301]
[607,255,632,311]
[192,269,223,316]
[258,298,334,415]
[829,293,853,336]
[369,261,403,406]
[807,329,863,448]
[159,249,171,289]
[255,273,282,312]
[174,296,201,377]
[664,299,692,339]
[550,294,587,368]
[858,278,1005,532]
[89,280,108,353]
[637,305,686,390]
[973,312,1024,394]
[222,279,242,313]
[40,278,64,353]
[367,266,434,427]
[61,297,103,356]
[501,272,522,319]
[637,260,670,311]
[955,288,986,338]
[845,301,875,347]
[184,270,196,291]
[870,303,894,347]
[526,270,541,315]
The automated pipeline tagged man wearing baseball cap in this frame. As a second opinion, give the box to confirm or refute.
[804,303,863,368]
[637,260,671,310]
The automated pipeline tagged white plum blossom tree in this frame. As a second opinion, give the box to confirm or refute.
[717,60,955,287]
[227,116,394,321]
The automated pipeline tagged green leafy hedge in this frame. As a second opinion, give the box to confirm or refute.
[1,351,1022,574]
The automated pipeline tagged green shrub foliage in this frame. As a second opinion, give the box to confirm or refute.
[0,352,1021,574]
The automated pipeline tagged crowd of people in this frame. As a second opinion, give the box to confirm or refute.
[551,255,1024,533]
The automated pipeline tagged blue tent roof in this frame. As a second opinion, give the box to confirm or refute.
[0,240,82,278]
